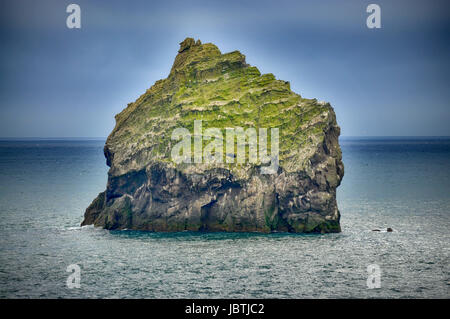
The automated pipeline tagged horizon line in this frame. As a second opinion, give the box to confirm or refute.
[0,135,450,140]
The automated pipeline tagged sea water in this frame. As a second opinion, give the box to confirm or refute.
[0,138,448,298]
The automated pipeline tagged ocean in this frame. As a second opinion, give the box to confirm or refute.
[0,137,448,298]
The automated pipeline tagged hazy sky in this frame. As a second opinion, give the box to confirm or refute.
[0,0,449,137]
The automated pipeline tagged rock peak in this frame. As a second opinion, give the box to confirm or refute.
[171,38,221,74]
[178,37,201,53]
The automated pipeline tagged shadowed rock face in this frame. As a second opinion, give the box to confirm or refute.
[82,38,344,233]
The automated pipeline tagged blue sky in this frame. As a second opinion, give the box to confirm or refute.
[0,0,449,137]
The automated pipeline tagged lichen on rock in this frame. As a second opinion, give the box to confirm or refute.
[81,38,344,233]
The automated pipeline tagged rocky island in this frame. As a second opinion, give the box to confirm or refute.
[82,38,344,233]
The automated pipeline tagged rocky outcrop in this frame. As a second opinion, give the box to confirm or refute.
[82,38,344,233]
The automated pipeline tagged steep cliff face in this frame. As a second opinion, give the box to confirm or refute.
[82,38,344,233]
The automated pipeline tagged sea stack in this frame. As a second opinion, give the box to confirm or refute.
[82,38,344,233]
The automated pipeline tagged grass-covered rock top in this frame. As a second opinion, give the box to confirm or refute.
[105,37,339,177]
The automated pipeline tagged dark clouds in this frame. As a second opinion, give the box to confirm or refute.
[0,0,449,137]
